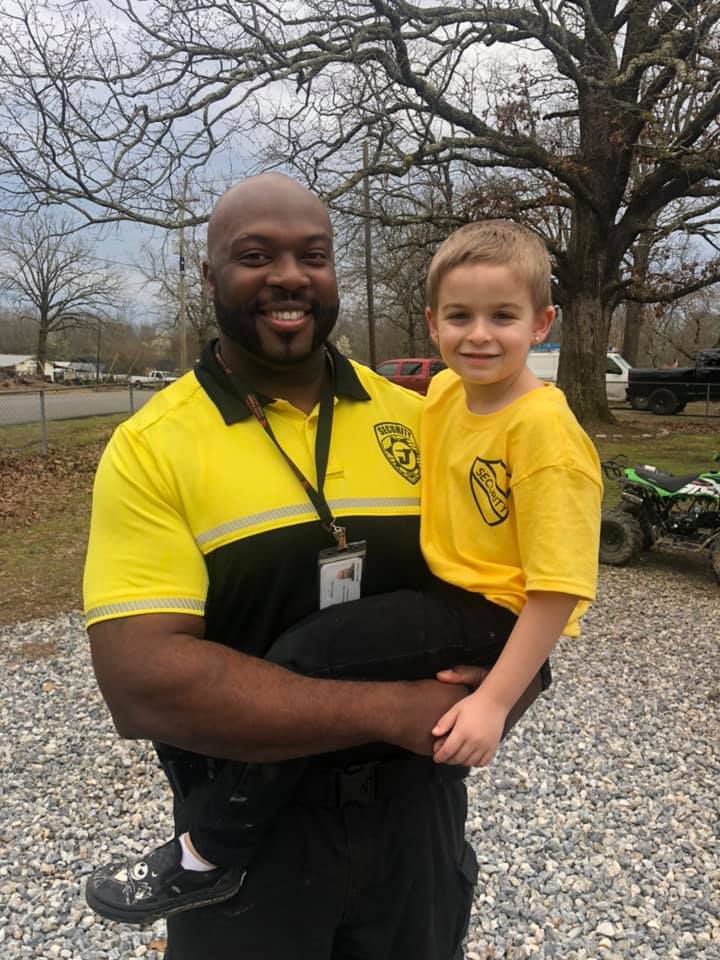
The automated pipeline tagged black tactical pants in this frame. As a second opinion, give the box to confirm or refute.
[165,771,478,960]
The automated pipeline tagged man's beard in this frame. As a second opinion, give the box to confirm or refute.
[213,294,339,364]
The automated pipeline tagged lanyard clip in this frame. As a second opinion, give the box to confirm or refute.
[329,522,348,551]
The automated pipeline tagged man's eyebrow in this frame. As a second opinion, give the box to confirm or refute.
[441,300,522,310]
[230,232,332,245]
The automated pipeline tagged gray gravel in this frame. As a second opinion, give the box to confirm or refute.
[1,552,719,959]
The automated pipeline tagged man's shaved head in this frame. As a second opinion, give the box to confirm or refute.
[207,173,332,260]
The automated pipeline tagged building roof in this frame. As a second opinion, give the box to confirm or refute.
[0,354,35,367]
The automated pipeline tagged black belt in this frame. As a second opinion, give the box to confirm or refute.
[297,755,469,809]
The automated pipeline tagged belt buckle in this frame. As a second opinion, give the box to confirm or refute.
[332,762,378,807]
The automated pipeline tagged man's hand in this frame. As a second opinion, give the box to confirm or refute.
[386,679,471,756]
[431,687,508,767]
[436,665,489,689]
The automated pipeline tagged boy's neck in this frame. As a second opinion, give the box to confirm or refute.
[463,368,544,415]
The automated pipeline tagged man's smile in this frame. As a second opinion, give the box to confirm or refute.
[260,304,312,333]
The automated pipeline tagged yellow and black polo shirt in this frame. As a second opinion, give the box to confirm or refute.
[83,342,425,657]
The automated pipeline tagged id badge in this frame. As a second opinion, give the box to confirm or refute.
[318,540,367,609]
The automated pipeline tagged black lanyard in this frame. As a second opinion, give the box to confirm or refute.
[214,343,348,549]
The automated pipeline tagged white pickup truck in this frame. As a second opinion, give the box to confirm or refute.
[527,347,632,401]
[128,369,179,389]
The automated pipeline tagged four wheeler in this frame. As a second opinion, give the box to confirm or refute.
[600,454,720,582]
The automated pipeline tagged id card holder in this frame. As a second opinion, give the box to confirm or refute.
[318,540,367,609]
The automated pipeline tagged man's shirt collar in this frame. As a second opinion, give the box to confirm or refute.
[195,339,371,425]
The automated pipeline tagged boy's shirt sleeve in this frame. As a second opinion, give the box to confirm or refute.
[509,405,602,603]
[83,424,208,628]
[512,464,602,601]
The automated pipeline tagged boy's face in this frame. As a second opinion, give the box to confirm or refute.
[426,262,554,402]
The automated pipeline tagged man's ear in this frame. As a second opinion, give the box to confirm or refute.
[202,260,215,296]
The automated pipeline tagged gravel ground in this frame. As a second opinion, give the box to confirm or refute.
[1,554,719,960]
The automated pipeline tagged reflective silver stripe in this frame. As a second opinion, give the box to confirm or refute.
[85,597,205,625]
[327,497,419,511]
[196,497,420,547]
[196,503,317,546]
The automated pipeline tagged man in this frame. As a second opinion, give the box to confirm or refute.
[84,173,479,959]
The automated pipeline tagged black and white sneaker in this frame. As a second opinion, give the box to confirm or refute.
[85,839,246,924]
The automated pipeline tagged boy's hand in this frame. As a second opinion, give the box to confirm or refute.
[431,689,507,767]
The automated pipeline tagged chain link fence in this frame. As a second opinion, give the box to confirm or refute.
[0,383,157,456]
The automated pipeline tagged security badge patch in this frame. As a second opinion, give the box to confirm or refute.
[374,422,420,485]
[470,458,510,525]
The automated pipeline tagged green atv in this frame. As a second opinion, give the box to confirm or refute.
[600,454,720,581]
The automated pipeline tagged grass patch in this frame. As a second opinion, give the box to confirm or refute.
[591,425,719,508]
[594,431,717,474]
[0,490,92,627]
[0,413,116,626]
[0,413,126,455]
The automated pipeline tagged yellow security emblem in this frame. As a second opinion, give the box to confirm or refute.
[470,458,509,525]
[374,422,420,485]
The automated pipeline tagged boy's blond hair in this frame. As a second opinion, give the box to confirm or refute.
[426,220,552,313]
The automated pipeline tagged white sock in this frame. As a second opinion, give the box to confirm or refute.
[178,832,218,872]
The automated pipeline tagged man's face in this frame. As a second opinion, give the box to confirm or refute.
[205,188,339,367]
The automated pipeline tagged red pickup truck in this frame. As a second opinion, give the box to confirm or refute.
[376,357,446,394]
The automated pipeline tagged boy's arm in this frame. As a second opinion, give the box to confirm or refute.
[432,591,578,767]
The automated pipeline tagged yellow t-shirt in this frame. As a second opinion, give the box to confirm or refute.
[420,373,602,636]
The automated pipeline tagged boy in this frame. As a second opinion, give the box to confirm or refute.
[86,219,601,924]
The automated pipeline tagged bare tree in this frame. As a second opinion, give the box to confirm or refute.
[0,307,36,354]
[1,1,720,419]
[641,287,720,365]
[139,229,217,361]
[335,167,457,357]
[0,215,122,372]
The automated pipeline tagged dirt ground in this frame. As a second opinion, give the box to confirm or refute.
[0,443,106,626]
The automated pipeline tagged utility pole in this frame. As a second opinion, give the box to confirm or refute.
[363,141,377,369]
[96,316,101,383]
[178,172,189,373]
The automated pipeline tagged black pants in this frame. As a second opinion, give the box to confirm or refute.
[165,773,477,960]
[188,577,536,867]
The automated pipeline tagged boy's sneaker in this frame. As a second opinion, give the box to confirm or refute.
[85,839,246,924]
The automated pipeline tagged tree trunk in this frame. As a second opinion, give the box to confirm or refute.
[621,300,644,366]
[620,228,654,366]
[559,295,613,424]
[36,318,49,377]
[557,200,615,424]
[405,313,417,355]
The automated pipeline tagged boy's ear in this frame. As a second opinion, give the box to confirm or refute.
[533,305,555,342]
[426,306,438,342]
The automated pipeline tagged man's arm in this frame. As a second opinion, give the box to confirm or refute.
[89,613,468,762]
